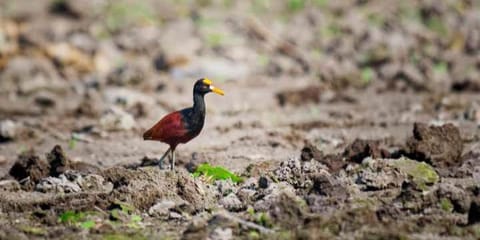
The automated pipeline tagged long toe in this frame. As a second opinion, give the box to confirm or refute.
[158,160,164,169]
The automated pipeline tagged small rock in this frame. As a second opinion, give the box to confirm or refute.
[464,101,480,125]
[0,120,18,141]
[254,182,296,211]
[36,175,82,193]
[219,193,243,212]
[216,180,235,196]
[468,198,480,225]
[268,191,306,228]
[300,142,324,161]
[0,180,21,191]
[311,172,348,199]
[258,176,269,189]
[104,88,154,108]
[115,27,161,53]
[107,65,145,86]
[210,227,232,240]
[99,106,136,131]
[169,211,184,220]
[45,42,93,72]
[274,155,330,189]
[407,122,463,169]
[34,93,56,108]
[236,188,256,203]
[183,216,208,239]
[148,200,176,217]
[356,158,405,191]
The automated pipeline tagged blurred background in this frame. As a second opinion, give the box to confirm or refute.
[0,0,479,173]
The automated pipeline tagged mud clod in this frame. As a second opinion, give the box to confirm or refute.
[9,150,50,191]
[47,145,70,177]
[268,191,306,228]
[102,167,213,211]
[356,158,405,191]
[468,198,480,225]
[301,142,345,172]
[407,122,463,169]
[311,172,347,198]
[343,139,390,164]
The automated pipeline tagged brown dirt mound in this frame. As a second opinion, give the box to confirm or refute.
[102,167,215,211]
[407,122,463,169]
[343,138,390,163]
[8,150,50,191]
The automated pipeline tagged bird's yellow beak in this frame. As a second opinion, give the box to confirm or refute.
[203,78,225,96]
[210,85,225,96]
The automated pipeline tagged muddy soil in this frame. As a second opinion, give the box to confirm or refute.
[1,0,480,239]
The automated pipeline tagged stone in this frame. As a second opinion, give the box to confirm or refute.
[219,193,243,212]
[0,120,17,141]
[210,227,233,240]
[148,200,176,217]
[99,106,136,131]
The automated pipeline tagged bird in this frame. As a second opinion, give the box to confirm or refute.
[143,78,224,170]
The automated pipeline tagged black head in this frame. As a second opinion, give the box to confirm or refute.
[193,78,224,96]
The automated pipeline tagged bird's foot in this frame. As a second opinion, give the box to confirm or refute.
[158,159,165,170]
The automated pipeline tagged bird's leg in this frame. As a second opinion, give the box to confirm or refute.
[158,148,170,169]
[170,149,176,171]
[170,149,175,171]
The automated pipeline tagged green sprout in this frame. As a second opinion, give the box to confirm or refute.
[193,163,243,183]
[58,210,97,230]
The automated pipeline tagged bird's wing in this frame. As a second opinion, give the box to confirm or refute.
[143,111,188,141]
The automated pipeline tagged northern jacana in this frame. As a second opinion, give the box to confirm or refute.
[143,78,224,170]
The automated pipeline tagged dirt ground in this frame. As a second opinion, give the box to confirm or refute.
[1,0,480,239]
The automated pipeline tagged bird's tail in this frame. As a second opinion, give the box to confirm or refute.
[143,128,153,140]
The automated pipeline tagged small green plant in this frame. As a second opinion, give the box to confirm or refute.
[247,206,255,216]
[425,16,448,36]
[248,230,261,239]
[80,220,96,230]
[193,163,243,183]
[287,0,305,12]
[391,157,439,191]
[361,67,375,85]
[68,137,77,149]
[433,62,448,75]
[109,201,143,229]
[58,210,97,230]
[256,212,273,227]
[440,198,454,212]
[206,33,224,47]
[59,210,86,224]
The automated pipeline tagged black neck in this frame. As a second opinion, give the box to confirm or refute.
[192,92,206,118]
